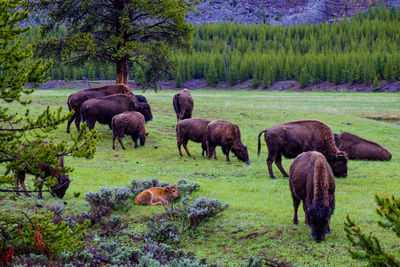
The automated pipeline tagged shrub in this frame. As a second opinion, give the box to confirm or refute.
[131,178,199,197]
[145,220,181,244]
[188,197,228,229]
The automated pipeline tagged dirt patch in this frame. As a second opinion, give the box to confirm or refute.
[361,114,400,125]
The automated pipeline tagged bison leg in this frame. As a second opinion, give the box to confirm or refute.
[37,178,44,199]
[74,115,81,132]
[183,142,191,157]
[266,157,276,179]
[201,143,207,157]
[16,172,31,197]
[177,142,183,157]
[303,203,310,226]
[117,136,126,150]
[292,194,300,225]
[14,173,22,196]
[112,133,117,150]
[275,154,289,177]
[66,114,75,133]
[132,136,139,149]
[222,146,230,162]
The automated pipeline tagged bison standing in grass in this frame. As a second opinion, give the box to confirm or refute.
[257,120,348,179]
[334,131,392,161]
[173,88,194,121]
[176,118,212,157]
[80,94,152,130]
[112,111,147,150]
[289,151,335,242]
[66,84,130,133]
[206,120,249,164]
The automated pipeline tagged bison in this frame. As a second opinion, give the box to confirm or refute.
[173,88,194,121]
[334,131,392,161]
[80,94,153,130]
[176,118,212,157]
[135,186,180,205]
[206,120,249,164]
[257,120,348,179]
[111,111,147,150]
[66,84,131,133]
[289,151,335,242]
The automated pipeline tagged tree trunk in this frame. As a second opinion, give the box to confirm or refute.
[116,58,129,85]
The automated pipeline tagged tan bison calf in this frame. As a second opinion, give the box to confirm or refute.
[334,131,392,161]
[111,111,147,150]
[289,151,335,242]
[206,120,249,164]
[176,118,212,157]
[173,88,194,121]
[135,186,180,205]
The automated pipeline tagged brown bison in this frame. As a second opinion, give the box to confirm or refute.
[173,88,194,121]
[15,144,69,199]
[176,118,212,157]
[334,131,392,161]
[135,186,180,205]
[289,151,335,242]
[258,120,348,179]
[206,120,250,164]
[80,94,153,130]
[66,84,130,133]
[111,111,147,150]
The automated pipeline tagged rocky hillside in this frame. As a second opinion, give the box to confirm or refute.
[187,0,400,25]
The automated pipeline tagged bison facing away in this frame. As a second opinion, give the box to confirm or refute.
[66,84,130,133]
[112,111,147,150]
[335,131,392,161]
[206,120,249,164]
[257,120,348,179]
[80,94,152,130]
[176,118,212,157]
[289,151,335,242]
[173,88,194,121]
[135,186,180,205]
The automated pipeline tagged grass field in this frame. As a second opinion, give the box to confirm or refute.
[6,89,400,266]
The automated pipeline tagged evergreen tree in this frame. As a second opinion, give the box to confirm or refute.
[298,67,309,88]
[205,60,218,86]
[373,75,381,91]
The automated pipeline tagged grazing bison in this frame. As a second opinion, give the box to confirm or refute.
[176,118,212,157]
[173,88,194,121]
[289,151,335,242]
[66,84,131,133]
[80,94,152,130]
[334,131,392,161]
[257,120,348,179]
[135,186,180,205]
[111,111,147,150]
[206,120,250,164]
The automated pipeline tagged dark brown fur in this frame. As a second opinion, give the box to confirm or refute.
[112,111,147,150]
[257,120,348,178]
[173,88,194,121]
[335,132,392,161]
[289,151,335,242]
[66,84,130,133]
[176,118,212,157]
[206,120,249,164]
[80,94,152,130]
[135,186,180,205]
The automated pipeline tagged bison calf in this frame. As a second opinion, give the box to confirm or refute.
[206,120,249,164]
[111,111,147,150]
[176,118,211,157]
[258,120,348,178]
[289,151,335,242]
[335,131,392,161]
[173,88,194,121]
[135,186,180,205]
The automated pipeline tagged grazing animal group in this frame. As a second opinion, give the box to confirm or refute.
[15,84,393,244]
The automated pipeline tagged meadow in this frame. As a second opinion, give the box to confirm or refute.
[11,89,400,266]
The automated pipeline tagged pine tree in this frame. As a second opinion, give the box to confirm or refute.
[373,75,381,91]
[205,60,218,87]
[298,67,309,88]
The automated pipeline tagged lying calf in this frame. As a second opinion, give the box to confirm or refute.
[135,186,180,205]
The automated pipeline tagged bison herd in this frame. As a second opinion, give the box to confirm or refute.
[16,84,393,243]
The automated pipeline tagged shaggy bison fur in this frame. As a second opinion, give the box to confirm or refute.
[206,120,249,164]
[135,186,180,205]
[334,131,392,161]
[257,120,348,178]
[173,88,194,121]
[66,84,130,133]
[176,118,212,157]
[111,111,147,150]
[80,94,152,130]
[289,151,335,242]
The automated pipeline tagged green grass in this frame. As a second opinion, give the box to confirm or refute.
[4,89,400,266]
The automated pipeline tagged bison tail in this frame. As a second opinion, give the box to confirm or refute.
[257,130,267,156]
[173,94,180,115]
[67,96,72,112]
[80,106,86,123]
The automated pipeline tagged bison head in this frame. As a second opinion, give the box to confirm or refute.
[134,102,153,122]
[166,186,180,200]
[134,94,148,103]
[232,145,250,165]
[329,152,348,178]
[307,203,332,242]
[50,174,70,199]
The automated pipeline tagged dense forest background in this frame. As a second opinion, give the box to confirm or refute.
[25,3,400,88]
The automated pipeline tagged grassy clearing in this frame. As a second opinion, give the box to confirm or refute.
[4,89,400,266]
